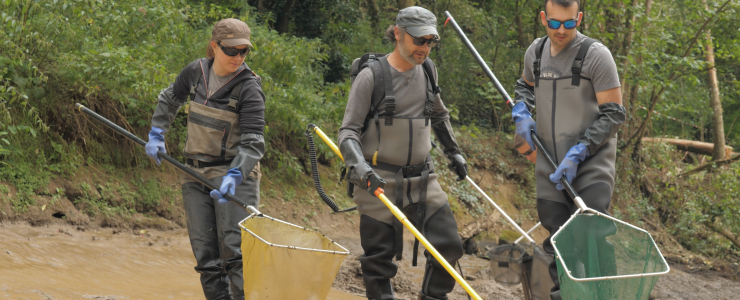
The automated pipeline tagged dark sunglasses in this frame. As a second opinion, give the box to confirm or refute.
[218,43,250,57]
[406,31,439,47]
[545,15,578,30]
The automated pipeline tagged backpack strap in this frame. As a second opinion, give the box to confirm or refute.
[571,38,597,86]
[533,36,548,87]
[378,56,395,126]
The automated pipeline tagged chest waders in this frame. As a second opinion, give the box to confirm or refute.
[356,56,439,265]
[533,37,617,206]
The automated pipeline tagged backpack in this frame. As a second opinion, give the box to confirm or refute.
[349,53,441,132]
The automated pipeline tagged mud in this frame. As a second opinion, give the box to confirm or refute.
[1,221,740,299]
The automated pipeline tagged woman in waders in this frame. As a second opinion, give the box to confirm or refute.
[145,18,266,300]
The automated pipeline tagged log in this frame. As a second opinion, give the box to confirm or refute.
[642,137,735,158]
[458,210,501,241]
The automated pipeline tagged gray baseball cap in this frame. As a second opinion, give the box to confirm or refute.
[396,6,438,38]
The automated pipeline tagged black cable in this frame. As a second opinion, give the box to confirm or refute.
[305,126,357,213]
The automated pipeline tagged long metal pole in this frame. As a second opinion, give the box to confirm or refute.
[309,125,482,300]
[74,103,260,215]
[443,12,587,211]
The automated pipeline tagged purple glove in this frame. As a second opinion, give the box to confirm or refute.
[145,127,166,165]
[549,143,590,190]
[210,168,244,204]
[512,102,536,150]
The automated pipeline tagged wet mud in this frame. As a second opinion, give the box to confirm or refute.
[1,222,739,300]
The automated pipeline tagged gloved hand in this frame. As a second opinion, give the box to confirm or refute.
[145,127,166,165]
[549,143,590,190]
[448,153,468,181]
[366,173,386,197]
[210,168,244,204]
[512,102,537,150]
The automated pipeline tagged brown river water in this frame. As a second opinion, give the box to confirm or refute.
[0,223,362,300]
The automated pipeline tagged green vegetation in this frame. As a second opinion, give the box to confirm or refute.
[1,0,739,260]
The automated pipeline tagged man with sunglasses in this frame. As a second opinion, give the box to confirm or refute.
[512,0,626,299]
[145,18,265,300]
[338,6,467,300]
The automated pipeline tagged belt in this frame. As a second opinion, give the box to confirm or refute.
[186,159,233,168]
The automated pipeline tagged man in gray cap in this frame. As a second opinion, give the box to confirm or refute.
[338,6,467,300]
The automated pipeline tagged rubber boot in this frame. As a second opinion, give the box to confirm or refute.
[550,290,562,300]
[418,292,445,300]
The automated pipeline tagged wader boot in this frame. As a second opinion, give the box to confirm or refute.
[182,174,259,300]
[532,37,618,299]
[352,56,463,300]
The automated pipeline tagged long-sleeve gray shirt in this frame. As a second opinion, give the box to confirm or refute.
[338,62,449,147]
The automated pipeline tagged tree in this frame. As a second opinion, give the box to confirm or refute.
[703,0,726,160]
[397,0,414,10]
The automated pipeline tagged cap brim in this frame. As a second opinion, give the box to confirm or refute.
[221,38,252,47]
[405,26,438,38]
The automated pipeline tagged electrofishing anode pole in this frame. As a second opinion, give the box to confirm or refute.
[444,12,587,210]
[74,103,261,215]
[307,124,483,300]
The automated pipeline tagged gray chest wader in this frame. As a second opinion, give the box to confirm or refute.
[533,37,617,205]
[355,56,440,266]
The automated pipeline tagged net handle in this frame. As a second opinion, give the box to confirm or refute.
[443,12,588,212]
[309,124,483,300]
[74,103,260,215]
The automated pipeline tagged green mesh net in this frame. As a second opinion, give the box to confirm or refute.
[552,213,669,300]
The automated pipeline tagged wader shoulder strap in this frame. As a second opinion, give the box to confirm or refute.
[378,56,395,126]
[533,36,548,87]
[227,80,245,112]
[189,69,202,102]
[421,59,438,126]
[571,38,597,86]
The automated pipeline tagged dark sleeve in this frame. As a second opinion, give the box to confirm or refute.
[430,65,450,127]
[171,60,201,103]
[238,78,266,135]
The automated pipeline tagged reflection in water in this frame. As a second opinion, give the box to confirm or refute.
[0,223,362,300]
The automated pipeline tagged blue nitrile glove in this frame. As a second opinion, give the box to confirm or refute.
[512,102,537,150]
[549,143,590,190]
[210,168,244,204]
[145,127,166,165]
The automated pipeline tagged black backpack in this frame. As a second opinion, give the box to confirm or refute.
[349,53,441,132]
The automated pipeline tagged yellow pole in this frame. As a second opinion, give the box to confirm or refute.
[310,126,482,300]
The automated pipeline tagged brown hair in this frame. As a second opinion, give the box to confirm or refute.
[206,41,215,59]
[544,0,580,11]
[385,25,397,44]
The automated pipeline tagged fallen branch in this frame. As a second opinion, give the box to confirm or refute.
[679,154,740,177]
[704,220,740,250]
[642,137,735,158]
[458,210,501,241]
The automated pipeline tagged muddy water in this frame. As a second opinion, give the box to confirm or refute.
[0,223,361,300]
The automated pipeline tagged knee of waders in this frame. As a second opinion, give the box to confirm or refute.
[359,214,396,259]
[423,204,463,264]
[577,182,612,214]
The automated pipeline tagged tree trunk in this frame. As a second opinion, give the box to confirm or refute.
[274,0,296,34]
[605,0,623,53]
[366,0,380,32]
[515,0,524,48]
[396,0,414,10]
[703,0,726,160]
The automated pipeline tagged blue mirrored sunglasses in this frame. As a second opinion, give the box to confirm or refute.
[546,18,578,30]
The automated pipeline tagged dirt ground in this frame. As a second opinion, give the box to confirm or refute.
[2,221,739,300]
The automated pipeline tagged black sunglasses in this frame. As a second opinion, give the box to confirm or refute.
[406,31,439,47]
[545,14,578,30]
[218,43,250,57]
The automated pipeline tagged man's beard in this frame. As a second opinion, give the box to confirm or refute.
[398,36,427,65]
